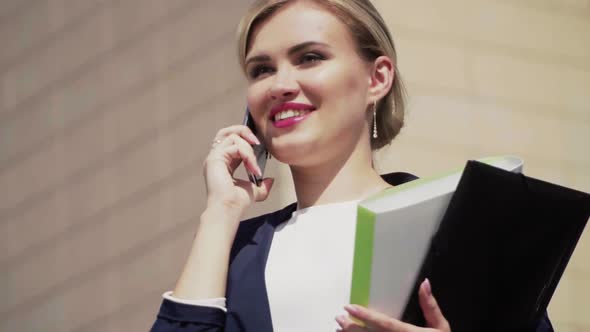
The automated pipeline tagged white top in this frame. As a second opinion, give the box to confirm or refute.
[164,200,360,331]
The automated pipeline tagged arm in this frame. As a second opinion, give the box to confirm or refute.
[172,205,241,300]
[149,126,274,331]
[149,207,241,332]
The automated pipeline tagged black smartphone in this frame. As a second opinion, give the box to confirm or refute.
[242,108,269,186]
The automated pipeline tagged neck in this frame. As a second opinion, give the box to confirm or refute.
[289,145,390,209]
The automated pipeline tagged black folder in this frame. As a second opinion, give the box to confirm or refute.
[401,160,590,331]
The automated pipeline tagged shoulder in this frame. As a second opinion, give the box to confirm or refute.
[229,203,297,259]
[236,202,296,235]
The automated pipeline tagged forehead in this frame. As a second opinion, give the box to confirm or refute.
[247,1,356,56]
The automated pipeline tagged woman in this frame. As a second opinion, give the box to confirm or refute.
[151,0,553,331]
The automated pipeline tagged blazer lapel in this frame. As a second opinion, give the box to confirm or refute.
[226,204,297,332]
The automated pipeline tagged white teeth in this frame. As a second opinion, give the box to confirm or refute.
[274,109,310,122]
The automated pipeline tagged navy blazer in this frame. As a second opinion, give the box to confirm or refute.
[151,172,554,332]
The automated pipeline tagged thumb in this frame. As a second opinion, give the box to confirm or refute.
[254,178,275,202]
[419,279,450,331]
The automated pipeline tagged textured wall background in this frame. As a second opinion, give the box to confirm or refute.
[0,0,588,331]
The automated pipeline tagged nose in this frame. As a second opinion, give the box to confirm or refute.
[268,68,299,101]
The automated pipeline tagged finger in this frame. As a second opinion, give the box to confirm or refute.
[234,177,274,202]
[215,135,261,176]
[215,125,260,145]
[345,305,411,332]
[230,134,263,176]
[253,177,274,202]
[223,144,261,177]
[208,137,241,173]
[419,279,450,331]
[335,315,367,332]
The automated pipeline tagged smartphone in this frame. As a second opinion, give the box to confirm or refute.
[242,108,269,186]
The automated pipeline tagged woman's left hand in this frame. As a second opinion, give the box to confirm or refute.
[336,279,451,332]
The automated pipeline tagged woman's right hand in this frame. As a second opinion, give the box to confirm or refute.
[171,125,273,300]
[203,125,274,216]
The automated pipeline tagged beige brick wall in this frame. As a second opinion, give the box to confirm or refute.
[0,0,588,331]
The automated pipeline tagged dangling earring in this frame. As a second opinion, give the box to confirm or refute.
[372,101,378,139]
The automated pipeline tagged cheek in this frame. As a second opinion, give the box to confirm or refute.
[314,63,368,113]
[246,83,265,110]
[246,83,269,125]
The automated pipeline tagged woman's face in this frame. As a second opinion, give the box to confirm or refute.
[245,1,373,166]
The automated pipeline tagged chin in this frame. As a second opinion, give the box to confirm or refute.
[275,148,342,169]
[268,137,322,167]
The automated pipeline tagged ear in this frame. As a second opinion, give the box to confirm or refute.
[367,56,394,104]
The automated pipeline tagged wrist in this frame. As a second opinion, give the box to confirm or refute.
[205,198,247,218]
[200,203,243,230]
[192,209,240,254]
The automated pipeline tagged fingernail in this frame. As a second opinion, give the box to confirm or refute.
[344,304,359,314]
[249,134,261,145]
[424,278,432,296]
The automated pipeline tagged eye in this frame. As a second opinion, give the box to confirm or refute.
[299,52,325,65]
[249,65,274,79]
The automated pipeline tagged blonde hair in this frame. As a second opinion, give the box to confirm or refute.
[237,0,406,150]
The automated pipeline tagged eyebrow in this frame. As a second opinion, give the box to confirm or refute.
[245,41,330,66]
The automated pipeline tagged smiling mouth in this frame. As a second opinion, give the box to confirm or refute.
[271,109,315,129]
[273,109,312,122]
